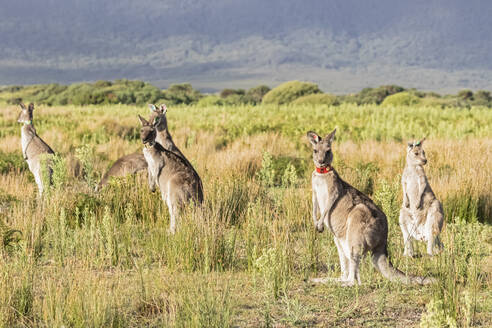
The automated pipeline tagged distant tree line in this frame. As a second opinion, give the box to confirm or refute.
[1,79,490,108]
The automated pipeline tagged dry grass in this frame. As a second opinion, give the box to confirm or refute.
[0,103,490,327]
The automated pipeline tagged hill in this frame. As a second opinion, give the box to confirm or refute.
[1,0,491,92]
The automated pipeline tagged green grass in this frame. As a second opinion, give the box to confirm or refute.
[0,103,490,327]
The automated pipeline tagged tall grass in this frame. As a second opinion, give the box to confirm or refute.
[0,103,490,326]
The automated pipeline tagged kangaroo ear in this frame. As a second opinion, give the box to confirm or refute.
[307,131,321,145]
[148,104,157,112]
[20,103,26,110]
[138,115,149,126]
[325,128,336,144]
[159,104,167,115]
[407,141,415,150]
[28,103,34,111]
[416,137,426,146]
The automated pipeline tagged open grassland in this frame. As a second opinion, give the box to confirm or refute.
[0,104,491,327]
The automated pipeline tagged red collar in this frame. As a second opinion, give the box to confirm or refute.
[316,165,332,174]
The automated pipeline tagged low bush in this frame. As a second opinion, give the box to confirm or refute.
[262,81,321,105]
[291,93,339,106]
[381,92,421,106]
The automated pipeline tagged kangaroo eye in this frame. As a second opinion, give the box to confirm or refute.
[314,150,318,154]
[414,152,419,155]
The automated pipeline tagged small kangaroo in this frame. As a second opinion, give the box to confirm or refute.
[17,103,55,196]
[399,139,444,257]
[138,115,203,233]
[308,129,434,286]
[96,152,148,191]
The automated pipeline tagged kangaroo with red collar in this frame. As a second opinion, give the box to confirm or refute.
[17,103,55,196]
[308,129,434,286]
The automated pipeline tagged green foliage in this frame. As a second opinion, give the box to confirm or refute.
[373,179,400,223]
[0,151,28,174]
[245,85,271,104]
[1,80,164,106]
[262,81,321,105]
[75,145,97,189]
[472,90,492,107]
[443,192,490,224]
[0,218,22,255]
[352,161,379,195]
[197,95,225,107]
[254,247,289,300]
[50,153,69,190]
[291,93,339,106]
[219,88,245,98]
[345,85,405,105]
[382,92,421,107]
[163,83,202,105]
[1,80,490,108]
[256,152,303,188]
[457,89,473,101]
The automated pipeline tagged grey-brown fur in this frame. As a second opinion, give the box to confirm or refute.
[308,129,434,286]
[399,139,444,256]
[148,104,187,162]
[97,104,188,190]
[139,115,203,234]
[96,152,148,191]
[17,103,55,196]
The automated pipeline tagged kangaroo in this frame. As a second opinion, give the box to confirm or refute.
[399,139,444,257]
[97,104,187,190]
[138,115,203,234]
[17,103,55,196]
[308,129,434,286]
[148,104,188,162]
[96,152,148,191]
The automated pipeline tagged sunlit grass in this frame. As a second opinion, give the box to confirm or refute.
[0,103,490,327]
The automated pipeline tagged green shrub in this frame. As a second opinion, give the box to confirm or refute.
[163,83,202,105]
[245,85,271,104]
[0,151,27,174]
[350,85,405,105]
[219,89,245,98]
[291,93,339,106]
[457,89,473,101]
[472,90,492,107]
[262,81,321,105]
[381,92,421,107]
[197,95,225,107]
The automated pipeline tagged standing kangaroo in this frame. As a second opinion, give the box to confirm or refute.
[97,104,185,190]
[399,139,444,257]
[308,129,434,286]
[17,103,55,196]
[138,115,203,233]
[148,104,188,162]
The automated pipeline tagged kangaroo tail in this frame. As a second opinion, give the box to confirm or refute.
[371,250,436,285]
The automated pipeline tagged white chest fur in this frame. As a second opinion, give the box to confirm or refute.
[312,172,340,218]
[312,173,332,218]
[402,167,425,208]
[143,148,160,184]
[21,126,32,159]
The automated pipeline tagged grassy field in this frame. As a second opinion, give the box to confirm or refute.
[0,103,491,327]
